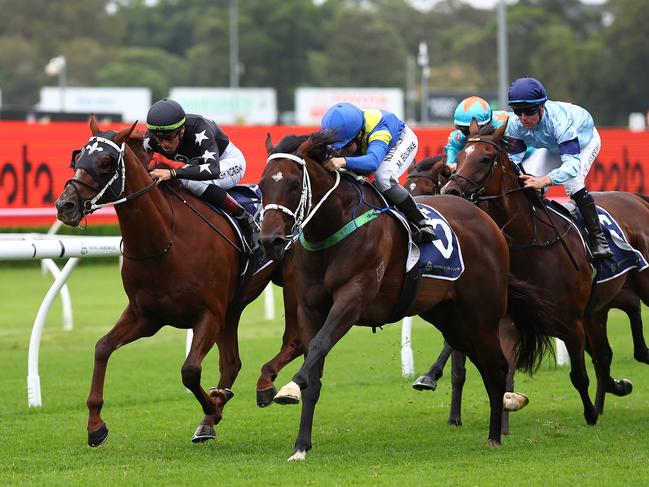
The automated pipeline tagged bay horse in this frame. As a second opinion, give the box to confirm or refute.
[54,116,299,446]
[442,119,649,417]
[407,153,649,431]
[258,132,561,460]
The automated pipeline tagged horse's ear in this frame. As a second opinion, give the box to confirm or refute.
[114,121,138,145]
[265,133,273,155]
[296,137,314,157]
[493,117,508,141]
[469,118,479,136]
[441,164,453,178]
[89,114,100,136]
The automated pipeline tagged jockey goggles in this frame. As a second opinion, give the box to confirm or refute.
[512,105,541,117]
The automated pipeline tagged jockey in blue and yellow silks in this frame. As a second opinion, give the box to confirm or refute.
[321,102,436,243]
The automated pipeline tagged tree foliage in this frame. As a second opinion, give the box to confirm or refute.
[0,0,647,125]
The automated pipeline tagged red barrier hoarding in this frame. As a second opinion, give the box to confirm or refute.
[1,121,648,227]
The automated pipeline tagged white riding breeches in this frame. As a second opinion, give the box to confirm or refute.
[181,142,246,195]
[374,126,419,193]
[520,128,601,196]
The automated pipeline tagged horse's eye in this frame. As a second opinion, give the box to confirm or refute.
[289,180,300,192]
[97,157,116,174]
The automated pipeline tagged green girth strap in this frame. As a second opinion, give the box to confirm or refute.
[299,208,387,252]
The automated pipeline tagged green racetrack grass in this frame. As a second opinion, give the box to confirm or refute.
[1,262,649,486]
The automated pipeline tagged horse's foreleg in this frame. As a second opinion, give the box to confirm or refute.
[562,323,598,424]
[276,294,358,460]
[87,306,159,447]
[447,351,466,426]
[412,341,453,391]
[626,274,649,363]
[257,285,302,407]
[499,314,519,436]
[289,357,325,461]
[585,311,613,415]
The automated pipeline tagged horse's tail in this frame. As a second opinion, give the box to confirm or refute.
[506,274,559,374]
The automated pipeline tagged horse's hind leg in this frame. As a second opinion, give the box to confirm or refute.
[413,341,453,391]
[447,351,466,426]
[182,311,224,442]
[87,306,160,447]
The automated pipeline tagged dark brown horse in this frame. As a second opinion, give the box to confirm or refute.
[54,116,299,446]
[443,120,649,417]
[407,152,649,430]
[257,132,562,459]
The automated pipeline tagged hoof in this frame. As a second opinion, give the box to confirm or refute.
[485,439,501,448]
[209,387,234,400]
[448,418,462,427]
[274,381,301,405]
[633,349,649,364]
[612,378,633,397]
[192,424,216,443]
[88,423,109,448]
[257,386,277,408]
[288,450,307,462]
[412,374,437,391]
[584,408,598,425]
[503,392,529,412]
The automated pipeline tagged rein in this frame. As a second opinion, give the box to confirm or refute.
[165,185,244,253]
[457,135,580,269]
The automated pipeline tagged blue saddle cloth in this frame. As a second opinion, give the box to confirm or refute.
[551,203,649,283]
[415,204,465,281]
[571,205,649,283]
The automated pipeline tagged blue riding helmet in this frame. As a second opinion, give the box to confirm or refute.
[453,96,493,127]
[321,103,364,149]
[508,78,548,107]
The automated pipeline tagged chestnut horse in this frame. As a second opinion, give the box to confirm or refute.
[407,153,649,430]
[54,117,299,446]
[258,132,561,460]
[443,120,649,418]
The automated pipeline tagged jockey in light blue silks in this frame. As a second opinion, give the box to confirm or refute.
[505,77,612,260]
[321,102,436,243]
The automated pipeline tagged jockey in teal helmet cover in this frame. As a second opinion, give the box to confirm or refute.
[320,102,436,243]
[505,77,612,260]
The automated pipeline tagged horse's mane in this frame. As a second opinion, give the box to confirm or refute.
[272,131,336,164]
[411,155,445,173]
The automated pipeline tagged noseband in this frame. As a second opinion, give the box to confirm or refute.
[262,152,340,236]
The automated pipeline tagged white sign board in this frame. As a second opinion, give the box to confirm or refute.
[295,88,404,125]
[169,88,277,125]
[38,87,151,122]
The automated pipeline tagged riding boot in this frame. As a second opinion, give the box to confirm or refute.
[383,185,437,243]
[200,185,260,250]
[572,188,613,260]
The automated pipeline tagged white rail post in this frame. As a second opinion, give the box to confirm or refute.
[41,259,74,331]
[556,338,570,366]
[401,316,415,377]
[27,258,79,407]
[264,283,275,320]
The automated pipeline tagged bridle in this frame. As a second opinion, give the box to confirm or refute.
[65,135,158,215]
[445,136,506,203]
[262,152,340,237]
[407,170,444,195]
